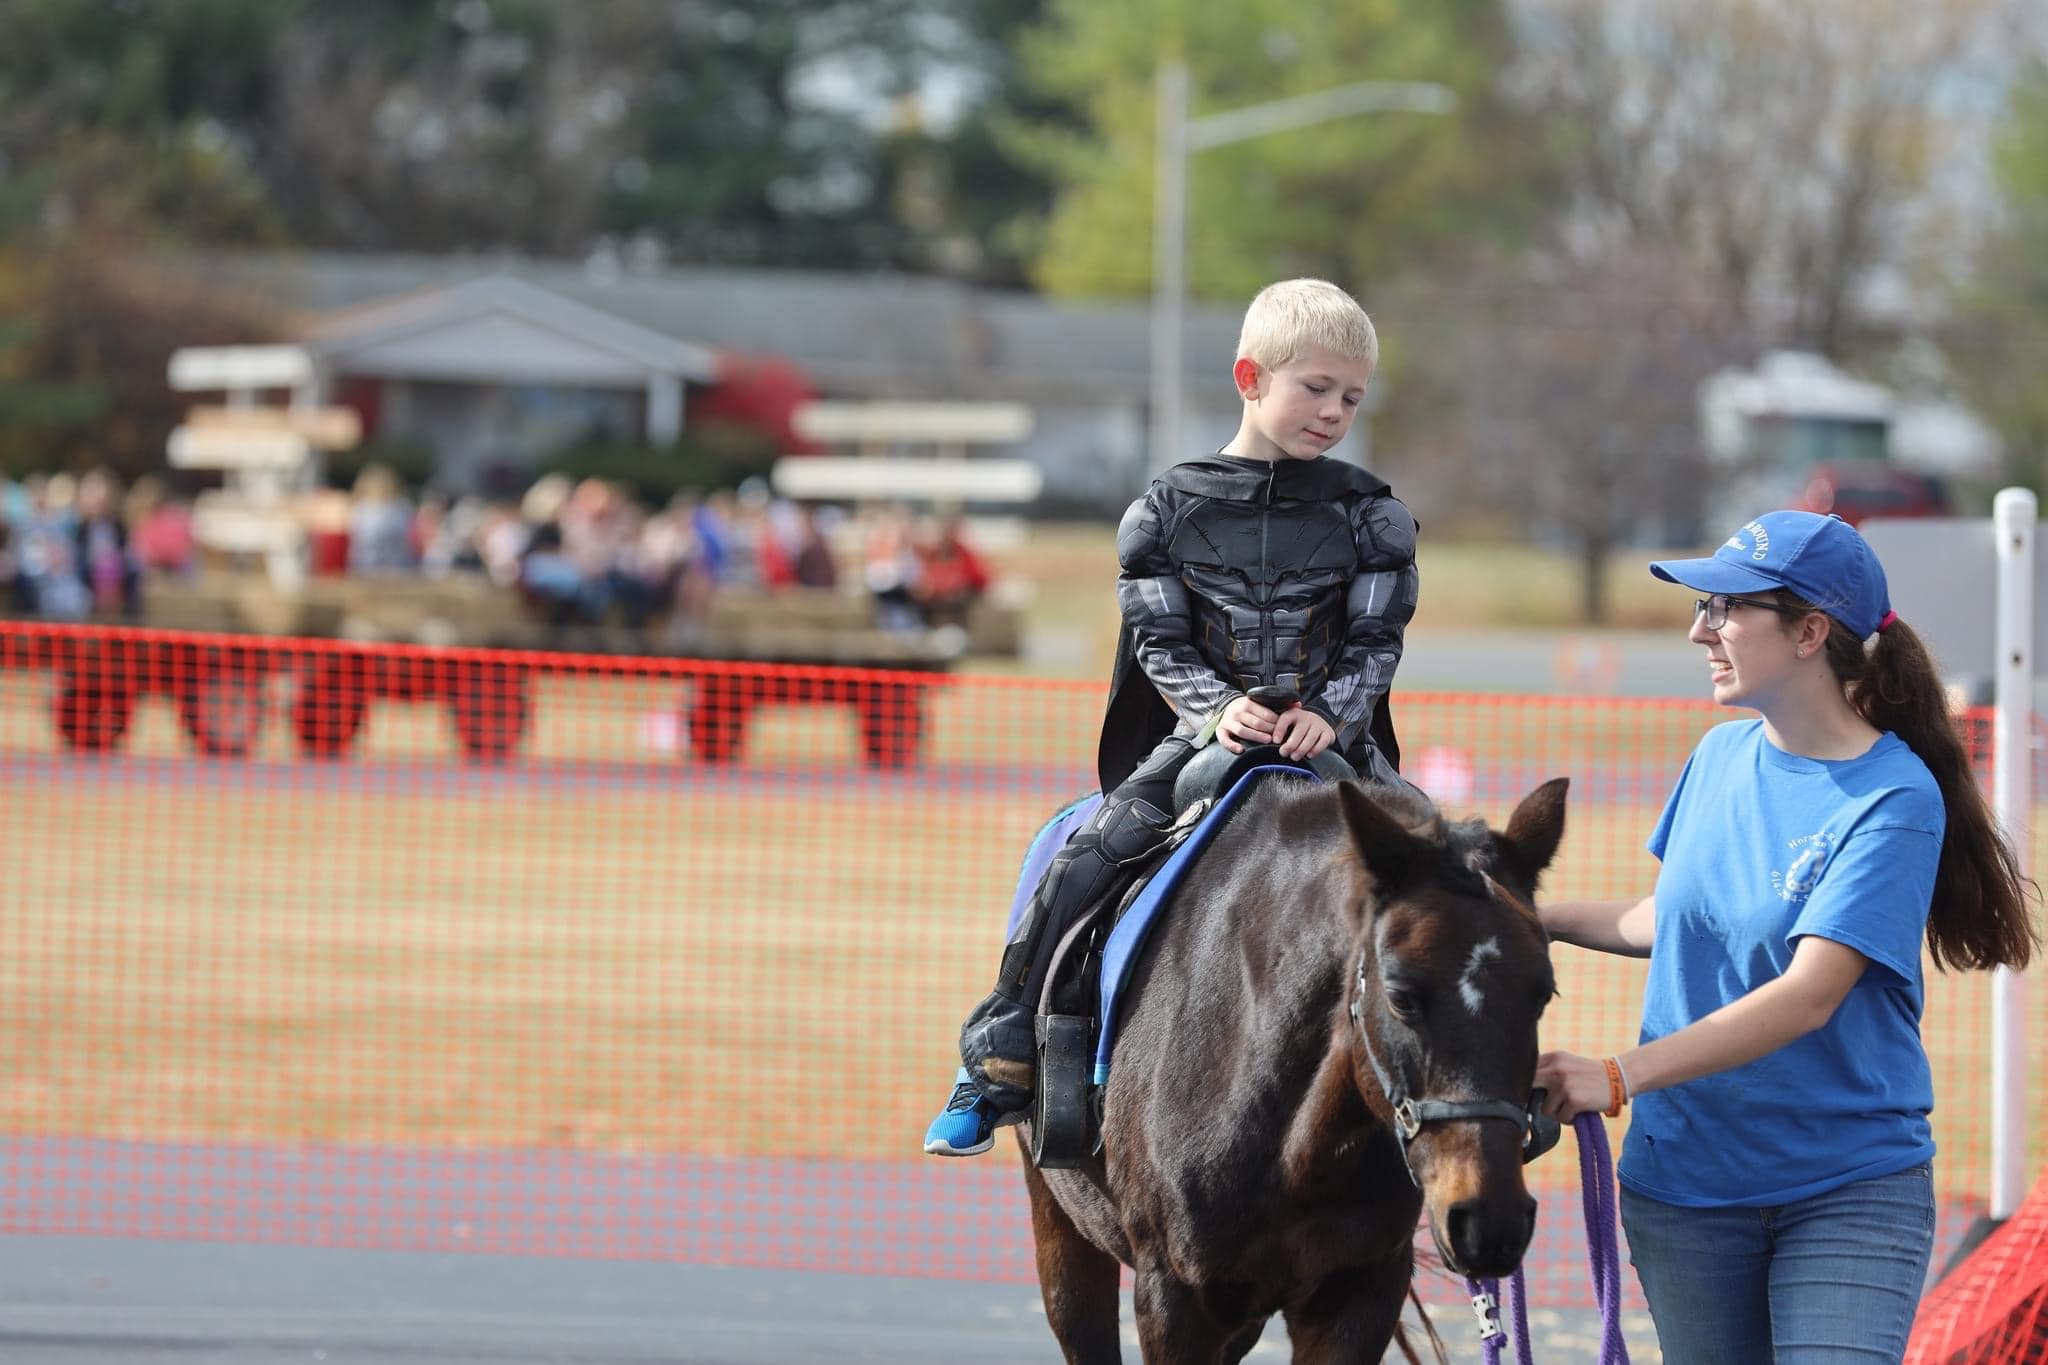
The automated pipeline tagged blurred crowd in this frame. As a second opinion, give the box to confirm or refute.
[0,466,991,638]
[0,468,174,619]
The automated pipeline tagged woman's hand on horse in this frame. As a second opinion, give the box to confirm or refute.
[1272,707,1334,760]
[1533,1050,1612,1122]
[1216,695,1280,753]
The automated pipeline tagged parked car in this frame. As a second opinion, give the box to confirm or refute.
[1793,461,1949,526]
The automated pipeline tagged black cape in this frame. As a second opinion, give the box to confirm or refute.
[1095,457,1403,793]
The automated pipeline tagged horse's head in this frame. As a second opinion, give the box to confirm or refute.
[1339,777,1567,1279]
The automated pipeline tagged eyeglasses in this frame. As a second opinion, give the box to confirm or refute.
[1692,594,1805,631]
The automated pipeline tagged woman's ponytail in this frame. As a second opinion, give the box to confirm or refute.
[1821,613,2038,972]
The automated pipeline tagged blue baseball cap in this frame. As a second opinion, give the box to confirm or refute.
[1648,511,1892,639]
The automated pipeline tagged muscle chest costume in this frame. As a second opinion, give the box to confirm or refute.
[1097,454,1417,791]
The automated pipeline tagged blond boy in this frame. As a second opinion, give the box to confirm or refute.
[926,278,1419,1154]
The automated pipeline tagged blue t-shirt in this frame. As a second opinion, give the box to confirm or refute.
[1618,719,1943,1207]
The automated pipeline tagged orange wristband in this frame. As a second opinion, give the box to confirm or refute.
[1602,1056,1628,1118]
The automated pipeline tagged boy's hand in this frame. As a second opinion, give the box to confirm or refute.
[1272,707,1334,760]
[1215,696,1334,759]
[1215,695,1278,753]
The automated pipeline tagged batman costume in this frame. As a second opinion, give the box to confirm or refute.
[957,453,1420,1113]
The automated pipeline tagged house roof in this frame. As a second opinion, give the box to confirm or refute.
[179,249,1254,404]
[301,274,720,387]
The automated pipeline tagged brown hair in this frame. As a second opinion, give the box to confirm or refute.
[1779,591,2038,972]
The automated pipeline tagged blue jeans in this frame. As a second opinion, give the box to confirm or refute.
[1620,1163,1935,1363]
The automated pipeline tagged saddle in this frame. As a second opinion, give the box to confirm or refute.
[1028,742,1356,1168]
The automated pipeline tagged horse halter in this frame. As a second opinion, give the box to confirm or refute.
[1349,954,1561,1187]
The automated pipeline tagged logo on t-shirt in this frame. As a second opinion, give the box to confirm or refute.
[1771,831,1839,902]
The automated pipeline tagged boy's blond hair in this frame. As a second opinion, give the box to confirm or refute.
[1235,278,1377,376]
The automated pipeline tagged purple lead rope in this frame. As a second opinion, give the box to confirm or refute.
[1468,1263,1526,1365]
[1466,1113,1628,1364]
[1573,1112,1629,1364]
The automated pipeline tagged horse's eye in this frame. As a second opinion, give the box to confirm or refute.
[1384,984,1423,1020]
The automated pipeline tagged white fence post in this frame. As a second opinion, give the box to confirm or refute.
[1990,487,2034,1221]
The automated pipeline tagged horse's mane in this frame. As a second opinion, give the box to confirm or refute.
[1363,780,1506,870]
[1236,777,1540,929]
[1352,777,1442,836]
[1253,776,1502,902]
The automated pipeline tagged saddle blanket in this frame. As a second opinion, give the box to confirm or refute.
[997,767,1326,1087]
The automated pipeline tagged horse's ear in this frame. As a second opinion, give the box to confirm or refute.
[1499,777,1569,881]
[1339,780,1428,898]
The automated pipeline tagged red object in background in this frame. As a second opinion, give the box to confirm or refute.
[917,535,991,604]
[1905,1168,2048,1363]
[335,377,381,441]
[132,504,196,575]
[308,530,350,576]
[1793,461,1949,527]
[688,352,821,453]
[756,528,795,588]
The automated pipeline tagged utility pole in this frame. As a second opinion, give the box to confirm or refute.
[1149,62,1456,479]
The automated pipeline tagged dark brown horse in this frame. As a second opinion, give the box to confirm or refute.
[1019,775,1568,1363]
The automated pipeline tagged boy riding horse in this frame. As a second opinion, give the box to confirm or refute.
[926,277,1422,1155]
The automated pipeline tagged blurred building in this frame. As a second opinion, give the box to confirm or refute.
[1700,350,2003,528]
[304,276,718,494]
[179,251,1358,514]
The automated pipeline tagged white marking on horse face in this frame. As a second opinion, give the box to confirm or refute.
[1459,938,1501,1015]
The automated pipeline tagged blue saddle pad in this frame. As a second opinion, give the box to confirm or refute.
[1000,768,1327,1084]
[1092,765,1321,1083]
[1005,793,1106,940]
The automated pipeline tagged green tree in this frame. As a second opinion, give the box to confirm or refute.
[0,224,282,482]
[0,0,289,481]
[0,119,282,482]
[1003,0,1552,301]
[1951,71,2048,493]
[0,314,110,480]
[265,1,671,254]
[0,0,289,156]
[0,0,1058,274]
[0,0,670,255]
[897,0,1067,285]
[602,0,1010,271]
[0,0,288,248]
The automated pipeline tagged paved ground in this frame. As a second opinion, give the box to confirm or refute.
[0,1235,1663,1363]
[2,1135,1671,1360]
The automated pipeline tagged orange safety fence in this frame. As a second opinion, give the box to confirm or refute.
[2,620,2044,1309]
[1909,1166,2048,1363]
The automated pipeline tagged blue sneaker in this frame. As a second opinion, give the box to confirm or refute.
[923,1069,1001,1156]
